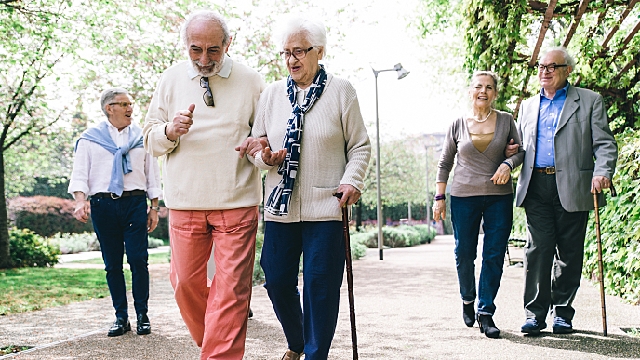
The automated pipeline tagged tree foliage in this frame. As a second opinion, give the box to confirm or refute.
[415,0,640,130]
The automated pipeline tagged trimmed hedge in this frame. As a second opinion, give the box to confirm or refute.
[358,224,437,248]
[8,195,169,240]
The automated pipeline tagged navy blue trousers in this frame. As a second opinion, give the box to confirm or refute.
[261,221,345,360]
[90,194,149,320]
[451,194,513,315]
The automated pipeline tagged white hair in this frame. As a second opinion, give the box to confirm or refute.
[180,10,230,50]
[274,15,327,54]
[100,87,129,117]
[541,46,577,68]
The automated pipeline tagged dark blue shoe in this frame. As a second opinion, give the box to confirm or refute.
[521,318,546,335]
[552,316,573,334]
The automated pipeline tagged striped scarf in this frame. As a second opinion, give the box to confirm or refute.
[264,65,328,216]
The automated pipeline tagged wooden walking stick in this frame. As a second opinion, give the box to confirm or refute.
[334,193,358,360]
[593,184,617,337]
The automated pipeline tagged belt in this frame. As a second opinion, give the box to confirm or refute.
[533,167,556,174]
[92,190,146,199]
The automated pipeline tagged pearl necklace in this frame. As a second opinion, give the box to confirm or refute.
[473,109,493,123]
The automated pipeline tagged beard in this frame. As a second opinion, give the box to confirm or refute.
[193,55,225,77]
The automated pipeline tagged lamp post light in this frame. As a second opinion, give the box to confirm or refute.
[372,63,409,260]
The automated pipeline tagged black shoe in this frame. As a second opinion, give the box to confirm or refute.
[462,303,475,327]
[477,314,500,338]
[136,313,151,335]
[552,316,573,334]
[108,317,131,337]
[248,307,254,319]
[521,318,546,335]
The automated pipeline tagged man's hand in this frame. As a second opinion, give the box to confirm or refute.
[504,139,519,158]
[490,163,512,185]
[73,201,90,223]
[166,103,195,141]
[262,147,287,166]
[235,137,268,158]
[335,184,361,207]
[591,175,611,194]
[147,209,159,233]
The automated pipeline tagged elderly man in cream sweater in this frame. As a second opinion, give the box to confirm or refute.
[143,10,264,360]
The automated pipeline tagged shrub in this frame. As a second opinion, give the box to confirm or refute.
[411,224,437,244]
[9,228,60,267]
[253,232,265,286]
[48,232,100,254]
[8,196,93,237]
[148,237,164,248]
[148,207,169,241]
[583,129,640,304]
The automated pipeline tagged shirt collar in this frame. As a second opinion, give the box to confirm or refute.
[187,55,233,80]
[541,82,569,99]
[106,120,130,134]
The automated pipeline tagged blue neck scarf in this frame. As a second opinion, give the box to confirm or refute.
[75,121,144,196]
[264,65,328,216]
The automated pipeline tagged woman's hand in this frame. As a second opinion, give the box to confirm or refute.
[262,147,287,166]
[490,163,511,185]
[432,199,446,221]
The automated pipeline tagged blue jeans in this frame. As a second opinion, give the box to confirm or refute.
[90,194,149,319]
[450,194,512,316]
[261,221,345,360]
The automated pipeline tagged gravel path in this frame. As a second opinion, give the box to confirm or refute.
[2,235,640,359]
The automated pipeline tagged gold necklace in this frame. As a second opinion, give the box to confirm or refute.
[473,109,493,123]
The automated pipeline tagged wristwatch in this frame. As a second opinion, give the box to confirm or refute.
[150,206,161,211]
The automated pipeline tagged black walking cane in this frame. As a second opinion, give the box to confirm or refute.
[334,193,358,360]
[593,184,617,337]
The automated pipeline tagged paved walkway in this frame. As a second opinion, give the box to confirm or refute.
[2,235,640,359]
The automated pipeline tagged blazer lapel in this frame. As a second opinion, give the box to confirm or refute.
[556,85,579,132]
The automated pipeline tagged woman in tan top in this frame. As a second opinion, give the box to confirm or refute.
[433,71,524,338]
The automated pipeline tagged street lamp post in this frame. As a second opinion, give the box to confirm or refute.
[372,63,409,260]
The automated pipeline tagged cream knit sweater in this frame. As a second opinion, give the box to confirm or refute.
[252,73,371,223]
[143,59,265,210]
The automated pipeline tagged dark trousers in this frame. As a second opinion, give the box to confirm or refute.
[261,221,345,360]
[523,172,589,321]
[450,194,513,315]
[90,194,149,320]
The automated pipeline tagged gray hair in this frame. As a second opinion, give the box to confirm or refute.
[541,46,577,68]
[181,10,230,50]
[471,70,499,92]
[100,87,129,117]
[274,15,327,54]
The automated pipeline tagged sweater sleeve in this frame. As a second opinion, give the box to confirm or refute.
[436,118,460,184]
[339,84,371,192]
[143,73,181,157]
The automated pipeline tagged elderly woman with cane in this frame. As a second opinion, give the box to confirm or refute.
[433,71,524,338]
[249,15,370,360]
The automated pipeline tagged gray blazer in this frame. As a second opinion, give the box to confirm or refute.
[515,85,618,212]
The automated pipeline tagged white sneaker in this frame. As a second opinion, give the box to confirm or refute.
[281,349,303,360]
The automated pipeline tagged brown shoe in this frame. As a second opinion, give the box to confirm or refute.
[281,349,303,360]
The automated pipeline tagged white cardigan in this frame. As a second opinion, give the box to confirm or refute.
[252,73,371,223]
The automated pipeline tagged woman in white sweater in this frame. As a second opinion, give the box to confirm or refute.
[250,15,370,360]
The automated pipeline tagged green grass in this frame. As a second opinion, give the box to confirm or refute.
[0,345,32,356]
[70,251,170,265]
[0,267,131,315]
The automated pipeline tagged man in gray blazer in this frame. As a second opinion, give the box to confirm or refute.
[513,47,617,335]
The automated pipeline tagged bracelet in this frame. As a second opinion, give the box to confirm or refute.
[502,161,513,170]
[150,206,161,211]
[434,194,446,201]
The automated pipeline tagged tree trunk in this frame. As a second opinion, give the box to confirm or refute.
[0,151,10,268]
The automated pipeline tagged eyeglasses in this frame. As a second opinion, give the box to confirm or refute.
[279,47,314,60]
[200,76,214,107]
[109,102,134,108]
[537,63,568,73]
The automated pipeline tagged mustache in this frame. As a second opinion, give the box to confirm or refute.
[194,60,218,67]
